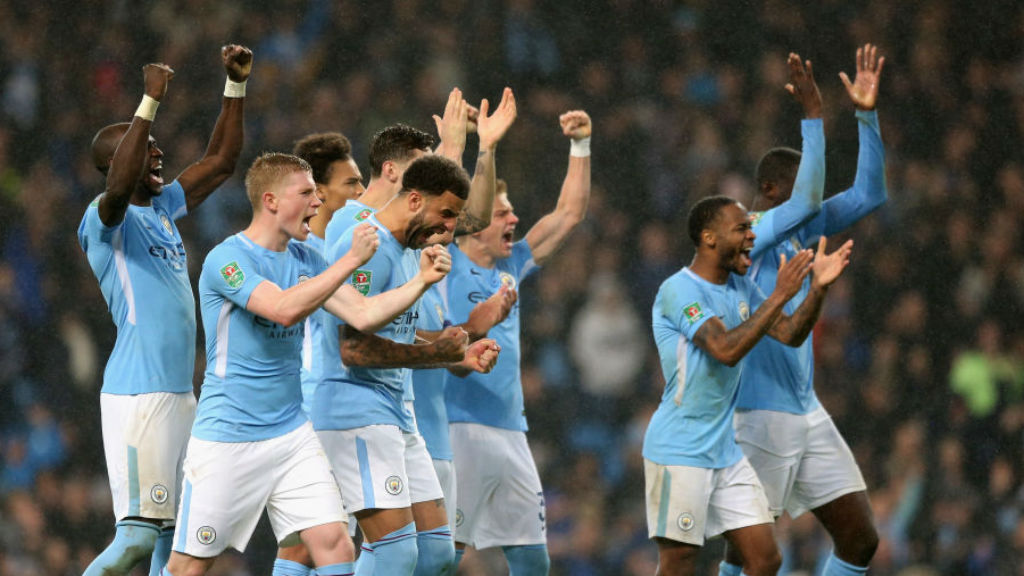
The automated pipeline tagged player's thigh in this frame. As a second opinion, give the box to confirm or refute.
[644,459,712,547]
[474,429,546,548]
[173,435,276,557]
[432,458,458,530]
[449,423,504,547]
[318,425,411,516]
[733,409,805,518]
[788,408,867,518]
[101,392,196,522]
[266,423,349,549]
[705,457,774,539]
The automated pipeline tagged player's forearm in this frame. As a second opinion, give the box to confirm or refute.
[184,97,245,211]
[770,285,826,346]
[99,117,153,225]
[701,296,787,367]
[456,149,496,237]
[792,119,825,213]
[555,155,591,225]
[851,109,887,208]
[340,327,463,368]
[344,276,430,334]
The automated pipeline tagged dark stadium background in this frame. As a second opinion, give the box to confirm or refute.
[1,1,1022,574]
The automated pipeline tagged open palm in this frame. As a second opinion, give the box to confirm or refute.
[840,43,885,111]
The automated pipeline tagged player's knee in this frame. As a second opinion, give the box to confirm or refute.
[744,547,782,576]
[303,523,355,561]
[834,524,879,566]
[503,544,550,576]
[414,528,455,576]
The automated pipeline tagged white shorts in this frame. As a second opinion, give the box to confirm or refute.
[734,407,867,518]
[644,456,773,546]
[318,425,443,515]
[101,392,196,522]
[173,422,346,556]
[450,423,546,549]
[433,458,457,530]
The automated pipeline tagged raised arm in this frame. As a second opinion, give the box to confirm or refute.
[245,223,378,327]
[176,45,252,211]
[323,244,450,334]
[98,64,173,226]
[524,110,592,265]
[822,43,888,236]
[692,250,813,367]
[768,237,853,345]
[456,87,518,236]
[750,53,825,259]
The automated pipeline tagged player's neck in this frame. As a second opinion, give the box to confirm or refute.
[457,237,497,269]
[361,178,399,210]
[129,187,155,207]
[242,216,290,252]
[373,204,408,247]
[689,254,729,284]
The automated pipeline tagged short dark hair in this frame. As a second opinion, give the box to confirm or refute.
[292,132,353,184]
[755,147,801,190]
[401,155,470,200]
[687,195,739,246]
[368,124,435,178]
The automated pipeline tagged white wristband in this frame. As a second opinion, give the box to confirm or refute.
[224,78,247,98]
[570,136,591,158]
[134,95,159,121]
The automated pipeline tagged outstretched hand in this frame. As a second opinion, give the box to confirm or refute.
[811,237,853,288]
[839,43,884,111]
[477,87,518,149]
[222,44,253,82]
[559,110,592,140]
[143,63,174,101]
[785,53,822,119]
[774,249,814,301]
[433,88,469,157]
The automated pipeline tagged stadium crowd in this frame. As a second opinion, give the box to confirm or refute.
[1,0,1023,574]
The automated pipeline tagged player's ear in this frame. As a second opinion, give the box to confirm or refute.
[407,190,423,211]
[702,228,715,248]
[383,160,399,183]
[263,190,278,212]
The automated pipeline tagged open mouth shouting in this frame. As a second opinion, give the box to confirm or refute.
[147,161,164,189]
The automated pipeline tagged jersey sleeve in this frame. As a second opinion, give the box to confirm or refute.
[750,118,825,260]
[77,197,122,250]
[660,279,713,341]
[510,239,540,282]
[820,109,888,236]
[155,180,188,221]
[203,244,265,309]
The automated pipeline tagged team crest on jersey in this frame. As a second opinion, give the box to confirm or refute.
[352,270,372,295]
[790,236,803,251]
[197,526,217,545]
[499,272,516,289]
[749,211,764,226]
[150,484,168,504]
[684,302,704,324]
[384,475,404,495]
[355,209,373,221]
[677,513,695,532]
[160,214,172,233]
[738,301,750,320]
[455,509,464,527]
[220,261,245,289]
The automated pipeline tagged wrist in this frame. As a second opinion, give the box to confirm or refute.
[224,77,247,98]
[570,136,591,158]
[135,95,160,121]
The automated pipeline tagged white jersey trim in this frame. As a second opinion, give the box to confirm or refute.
[214,300,233,378]
[520,258,538,281]
[674,334,688,406]
[112,227,137,325]
[301,317,314,372]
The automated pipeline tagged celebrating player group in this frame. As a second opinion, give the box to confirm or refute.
[78,41,885,576]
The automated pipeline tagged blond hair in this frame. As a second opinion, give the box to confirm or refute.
[244,152,312,210]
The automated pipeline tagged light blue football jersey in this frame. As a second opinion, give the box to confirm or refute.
[324,198,373,260]
[299,233,327,417]
[77,181,195,395]
[444,241,538,432]
[193,233,327,442]
[642,268,766,468]
[313,214,420,432]
[739,110,887,414]
[412,281,453,460]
